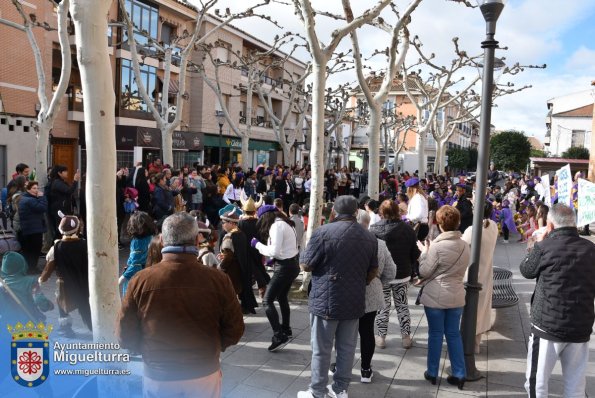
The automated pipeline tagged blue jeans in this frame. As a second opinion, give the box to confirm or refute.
[309,314,359,397]
[424,306,466,379]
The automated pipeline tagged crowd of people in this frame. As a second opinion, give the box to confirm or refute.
[1,158,594,398]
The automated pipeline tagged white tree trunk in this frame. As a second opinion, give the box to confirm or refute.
[306,63,326,241]
[367,107,381,199]
[162,126,173,167]
[241,134,250,170]
[282,145,292,166]
[418,130,426,176]
[35,124,51,185]
[435,139,446,175]
[70,0,119,344]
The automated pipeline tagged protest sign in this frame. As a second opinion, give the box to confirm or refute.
[555,164,572,207]
[577,178,595,227]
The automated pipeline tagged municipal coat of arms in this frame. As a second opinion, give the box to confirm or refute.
[8,321,52,387]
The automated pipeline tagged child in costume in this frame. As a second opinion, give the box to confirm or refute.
[40,215,91,336]
[197,221,218,268]
[499,199,520,243]
[119,211,156,296]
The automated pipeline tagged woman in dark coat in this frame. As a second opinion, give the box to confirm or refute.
[48,165,80,238]
[151,173,175,227]
[17,181,48,273]
[369,200,420,350]
[132,167,151,213]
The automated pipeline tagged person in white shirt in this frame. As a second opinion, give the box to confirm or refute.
[534,176,545,202]
[223,175,244,205]
[250,205,300,352]
[405,178,429,241]
[304,176,312,203]
[365,199,381,227]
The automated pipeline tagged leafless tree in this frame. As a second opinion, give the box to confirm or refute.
[0,0,71,187]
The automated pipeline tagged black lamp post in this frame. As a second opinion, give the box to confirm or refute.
[461,0,505,381]
[216,111,225,165]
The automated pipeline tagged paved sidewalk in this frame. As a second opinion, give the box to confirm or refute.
[37,239,595,397]
[217,239,595,398]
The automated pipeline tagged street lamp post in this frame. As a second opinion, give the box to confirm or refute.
[216,111,225,165]
[461,0,505,381]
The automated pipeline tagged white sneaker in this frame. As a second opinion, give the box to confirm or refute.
[375,335,386,349]
[360,368,373,383]
[297,390,316,398]
[502,239,509,244]
[327,384,348,398]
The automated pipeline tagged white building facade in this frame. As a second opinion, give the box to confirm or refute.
[545,90,593,156]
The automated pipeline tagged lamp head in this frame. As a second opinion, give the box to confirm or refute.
[477,0,506,36]
[215,111,225,126]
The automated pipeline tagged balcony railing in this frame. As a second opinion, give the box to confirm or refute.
[251,117,272,128]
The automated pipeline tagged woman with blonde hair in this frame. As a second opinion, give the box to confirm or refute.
[405,178,429,241]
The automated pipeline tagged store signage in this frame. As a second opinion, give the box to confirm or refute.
[225,138,242,149]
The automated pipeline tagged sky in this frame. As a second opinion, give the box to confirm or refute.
[191,0,595,142]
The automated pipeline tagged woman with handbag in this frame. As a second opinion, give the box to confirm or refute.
[417,205,470,389]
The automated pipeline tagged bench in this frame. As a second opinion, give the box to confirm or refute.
[491,267,519,308]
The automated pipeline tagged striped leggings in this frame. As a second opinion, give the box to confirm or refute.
[375,282,411,337]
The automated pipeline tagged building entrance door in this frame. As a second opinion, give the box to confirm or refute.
[52,140,76,182]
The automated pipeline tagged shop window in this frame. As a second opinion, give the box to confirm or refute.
[173,151,201,170]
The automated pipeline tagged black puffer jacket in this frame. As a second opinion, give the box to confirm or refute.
[520,227,595,343]
[369,219,420,280]
[300,215,378,320]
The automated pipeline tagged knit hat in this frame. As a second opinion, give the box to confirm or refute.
[405,178,419,188]
[1,251,27,276]
[257,204,277,218]
[219,204,242,223]
[333,195,358,215]
[59,215,81,235]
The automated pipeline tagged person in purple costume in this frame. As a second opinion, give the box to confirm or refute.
[500,199,519,243]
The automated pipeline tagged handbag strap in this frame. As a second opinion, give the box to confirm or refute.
[420,243,466,287]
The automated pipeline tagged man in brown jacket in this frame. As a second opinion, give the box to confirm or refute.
[118,212,244,398]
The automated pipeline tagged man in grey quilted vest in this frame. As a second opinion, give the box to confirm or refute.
[297,195,378,398]
[520,203,595,398]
